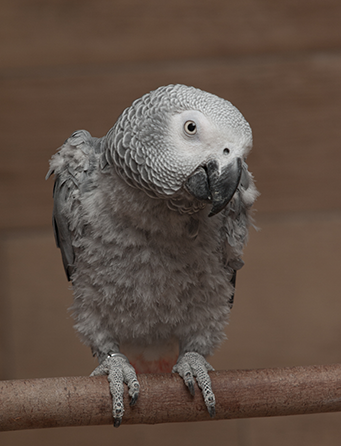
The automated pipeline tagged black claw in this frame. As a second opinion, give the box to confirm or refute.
[187,381,195,396]
[208,406,216,418]
[113,418,122,428]
[129,393,139,406]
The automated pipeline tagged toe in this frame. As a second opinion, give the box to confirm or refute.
[90,363,108,376]
[128,380,140,406]
[122,361,140,406]
[173,358,196,396]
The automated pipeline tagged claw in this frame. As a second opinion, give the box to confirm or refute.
[208,405,216,418]
[187,380,195,396]
[113,418,122,428]
[129,393,139,406]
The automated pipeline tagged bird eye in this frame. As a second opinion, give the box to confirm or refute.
[184,121,197,135]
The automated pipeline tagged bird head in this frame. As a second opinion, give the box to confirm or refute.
[105,84,253,216]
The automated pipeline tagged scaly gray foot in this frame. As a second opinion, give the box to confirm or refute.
[172,351,216,417]
[90,352,140,427]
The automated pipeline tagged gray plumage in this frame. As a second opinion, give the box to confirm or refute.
[47,84,258,425]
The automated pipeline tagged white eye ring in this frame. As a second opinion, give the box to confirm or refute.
[184,120,197,135]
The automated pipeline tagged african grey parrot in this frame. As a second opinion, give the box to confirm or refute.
[47,84,257,427]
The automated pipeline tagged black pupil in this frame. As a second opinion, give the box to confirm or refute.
[187,122,196,133]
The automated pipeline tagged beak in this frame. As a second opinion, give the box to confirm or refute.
[185,157,242,217]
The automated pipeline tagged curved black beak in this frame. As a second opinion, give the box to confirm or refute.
[185,157,242,217]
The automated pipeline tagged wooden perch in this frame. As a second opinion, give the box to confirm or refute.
[1,364,341,431]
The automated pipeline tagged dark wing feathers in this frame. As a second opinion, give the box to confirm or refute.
[228,270,237,308]
[52,176,76,281]
[222,161,252,308]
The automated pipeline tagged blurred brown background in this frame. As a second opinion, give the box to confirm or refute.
[1,0,341,445]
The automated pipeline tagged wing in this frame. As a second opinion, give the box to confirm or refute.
[51,175,76,281]
[47,130,100,281]
[221,161,257,308]
[228,269,237,308]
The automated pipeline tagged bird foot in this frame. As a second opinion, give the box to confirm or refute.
[172,351,216,417]
[90,352,140,427]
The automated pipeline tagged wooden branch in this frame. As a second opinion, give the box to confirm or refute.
[1,364,341,431]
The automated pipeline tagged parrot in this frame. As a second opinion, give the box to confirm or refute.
[46,84,258,427]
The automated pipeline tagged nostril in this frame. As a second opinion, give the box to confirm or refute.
[223,148,230,155]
